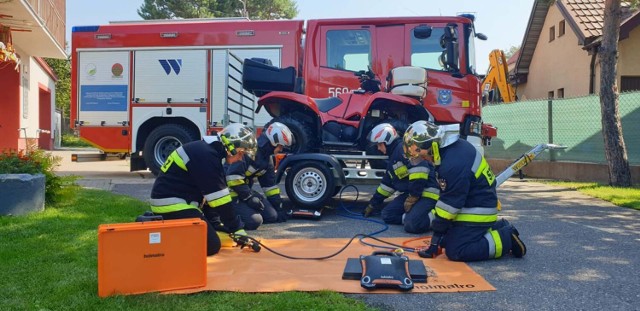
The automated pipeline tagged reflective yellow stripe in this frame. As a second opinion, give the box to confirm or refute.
[230,191,238,198]
[422,191,439,200]
[455,213,498,223]
[409,172,428,180]
[377,186,392,197]
[475,157,488,179]
[209,195,232,207]
[227,179,245,186]
[394,165,408,179]
[490,229,503,258]
[151,203,198,213]
[265,187,280,197]
[435,206,456,220]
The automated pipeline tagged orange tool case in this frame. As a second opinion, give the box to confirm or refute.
[97,218,207,297]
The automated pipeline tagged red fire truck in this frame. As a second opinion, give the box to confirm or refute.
[71,15,496,176]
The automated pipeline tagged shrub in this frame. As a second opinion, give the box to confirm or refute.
[0,146,74,205]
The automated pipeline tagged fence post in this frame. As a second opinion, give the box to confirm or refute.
[548,98,556,161]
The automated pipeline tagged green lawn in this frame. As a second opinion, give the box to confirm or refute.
[61,133,93,148]
[0,187,372,311]
[544,181,640,210]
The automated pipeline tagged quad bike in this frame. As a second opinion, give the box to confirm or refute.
[242,61,432,209]
[242,59,432,157]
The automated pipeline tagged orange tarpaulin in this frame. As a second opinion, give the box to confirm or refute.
[169,237,495,294]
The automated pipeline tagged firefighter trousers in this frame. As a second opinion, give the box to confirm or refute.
[156,208,221,256]
[441,218,514,262]
[381,193,436,234]
[232,196,278,230]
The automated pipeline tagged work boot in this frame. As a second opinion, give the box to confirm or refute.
[493,218,511,230]
[510,226,527,258]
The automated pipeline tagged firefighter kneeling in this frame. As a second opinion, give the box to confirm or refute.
[363,123,440,234]
[149,123,255,256]
[403,121,527,261]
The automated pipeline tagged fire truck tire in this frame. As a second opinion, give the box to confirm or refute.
[271,115,317,153]
[285,161,335,209]
[144,124,198,176]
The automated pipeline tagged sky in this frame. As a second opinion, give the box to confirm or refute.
[66,0,535,72]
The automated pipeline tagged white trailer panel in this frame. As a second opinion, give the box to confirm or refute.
[77,51,130,126]
[134,50,207,103]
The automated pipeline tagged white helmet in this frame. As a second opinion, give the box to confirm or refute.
[265,122,293,147]
[220,123,257,159]
[367,123,398,146]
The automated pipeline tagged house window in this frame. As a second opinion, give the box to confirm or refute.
[621,76,640,91]
[557,88,565,98]
[548,91,554,99]
[559,20,566,37]
[549,26,555,42]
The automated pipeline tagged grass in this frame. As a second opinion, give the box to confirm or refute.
[61,133,93,148]
[0,186,373,311]
[544,181,640,210]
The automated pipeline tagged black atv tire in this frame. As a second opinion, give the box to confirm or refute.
[144,124,199,176]
[272,115,318,154]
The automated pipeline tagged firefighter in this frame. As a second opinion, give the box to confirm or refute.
[224,122,292,230]
[149,123,254,256]
[404,120,527,261]
[363,123,440,234]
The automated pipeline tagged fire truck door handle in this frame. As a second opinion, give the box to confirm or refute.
[166,108,172,115]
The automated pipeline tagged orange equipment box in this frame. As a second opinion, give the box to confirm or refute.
[97,218,207,297]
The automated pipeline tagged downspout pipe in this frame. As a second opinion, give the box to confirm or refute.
[589,46,599,94]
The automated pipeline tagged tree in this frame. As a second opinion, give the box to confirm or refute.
[504,45,520,60]
[138,0,298,20]
[44,57,71,133]
[598,0,631,187]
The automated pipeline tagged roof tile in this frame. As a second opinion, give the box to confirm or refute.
[560,0,634,39]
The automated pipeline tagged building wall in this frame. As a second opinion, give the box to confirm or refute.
[14,48,57,150]
[617,23,640,88]
[0,63,20,150]
[520,4,593,100]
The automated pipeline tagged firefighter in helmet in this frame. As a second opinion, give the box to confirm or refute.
[404,120,527,261]
[363,123,440,234]
[149,123,253,256]
[224,122,293,229]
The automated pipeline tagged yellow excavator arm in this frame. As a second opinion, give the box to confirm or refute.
[482,49,516,104]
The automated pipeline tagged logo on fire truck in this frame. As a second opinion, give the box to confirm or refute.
[158,59,183,75]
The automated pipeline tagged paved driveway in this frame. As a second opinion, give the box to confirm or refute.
[53,150,640,311]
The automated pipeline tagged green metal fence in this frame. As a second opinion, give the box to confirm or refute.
[482,91,640,165]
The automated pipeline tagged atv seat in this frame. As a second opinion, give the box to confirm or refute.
[388,66,427,99]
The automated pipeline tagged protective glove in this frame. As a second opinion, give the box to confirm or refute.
[243,193,265,211]
[403,195,420,213]
[431,216,452,235]
[364,203,381,218]
[418,233,443,258]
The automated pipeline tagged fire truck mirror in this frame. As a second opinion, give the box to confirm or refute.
[413,25,432,39]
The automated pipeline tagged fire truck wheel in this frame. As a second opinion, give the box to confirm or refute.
[144,124,198,176]
[271,115,317,154]
[285,161,335,209]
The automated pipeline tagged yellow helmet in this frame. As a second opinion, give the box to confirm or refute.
[220,123,257,160]
[403,120,441,163]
